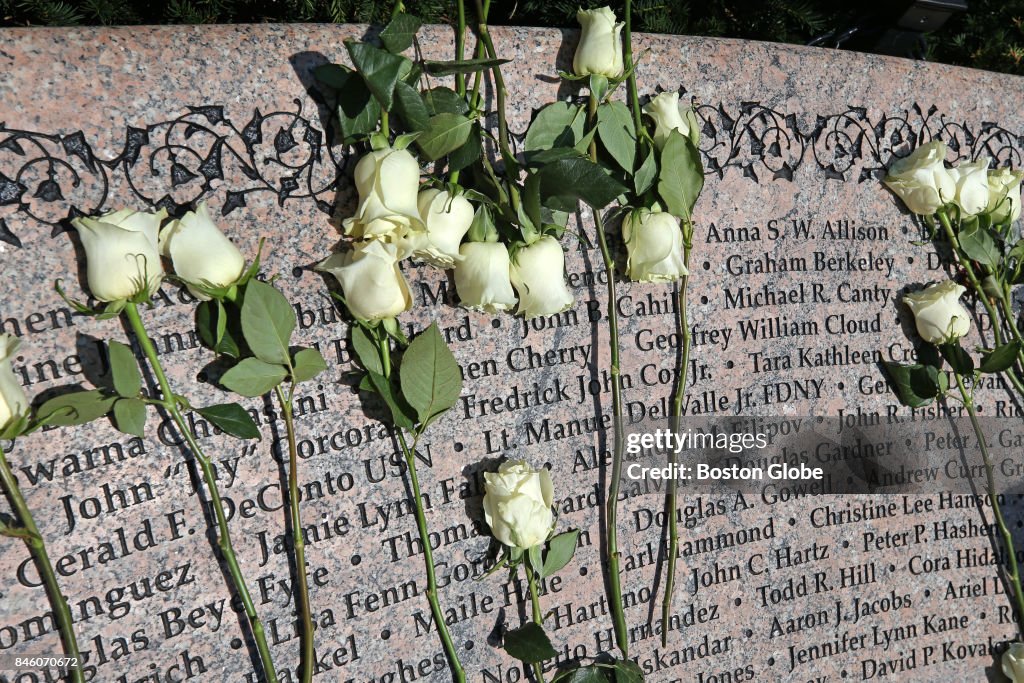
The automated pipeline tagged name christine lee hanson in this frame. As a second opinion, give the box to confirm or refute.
[624,429,824,482]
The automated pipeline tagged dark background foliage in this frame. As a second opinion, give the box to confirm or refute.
[1,0,1022,76]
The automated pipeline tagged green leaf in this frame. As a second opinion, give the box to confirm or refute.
[400,323,462,424]
[551,665,608,683]
[241,280,296,366]
[880,362,935,408]
[345,41,407,110]
[351,326,385,376]
[940,342,975,376]
[958,221,1001,267]
[447,129,482,172]
[613,660,644,683]
[417,113,474,161]
[536,156,627,211]
[37,390,118,427]
[379,13,422,53]
[313,63,349,89]
[980,341,1022,373]
[292,347,328,383]
[524,102,585,152]
[393,81,430,132]
[422,57,511,76]
[527,545,543,575]
[504,622,557,664]
[541,530,579,578]
[367,370,416,431]
[195,300,241,358]
[634,149,657,195]
[909,364,941,399]
[221,358,288,397]
[197,403,261,440]
[422,87,469,116]
[113,398,146,438]
[658,130,704,219]
[597,101,636,172]
[337,72,382,142]
[108,340,141,398]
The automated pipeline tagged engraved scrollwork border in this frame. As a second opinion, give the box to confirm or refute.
[0,100,1021,248]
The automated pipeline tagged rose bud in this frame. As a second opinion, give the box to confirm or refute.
[948,157,991,217]
[987,166,1024,224]
[573,6,624,78]
[454,242,517,313]
[644,91,700,151]
[622,208,688,282]
[412,189,474,268]
[903,281,971,345]
[159,201,245,300]
[0,335,29,433]
[318,240,412,322]
[1004,642,1024,683]
[509,236,574,319]
[71,208,166,302]
[883,141,956,216]
[483,460,555,550]
[342,146,423,239]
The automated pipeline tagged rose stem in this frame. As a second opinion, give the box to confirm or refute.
[586,92,630,659]
[952,370,1024,638]
[471,0,517,176]
[274,384,314,683]
[0,445,84,683]
[449,0,468,187]
[525,562,547,682]
[377,334,466,683]
[662,218,692,646]
[455,0,466,98]
[123,303,278,683]
[623,0,643,136]
[937,210,1024,395]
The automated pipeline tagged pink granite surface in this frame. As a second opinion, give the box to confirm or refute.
[0,22,1022,683]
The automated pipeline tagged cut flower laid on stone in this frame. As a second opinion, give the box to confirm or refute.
[159,201,246,299]
[71,207,166,302]
[902,280,971,345]
[509,236,574,319]
[454,241,518,313]
[573,6,624,78]
[0,334,29,432]
[483,460,555,550]
[882,140,955,216]
[319,241,412,322]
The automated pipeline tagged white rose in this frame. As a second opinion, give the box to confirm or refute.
[644,92,700,151]
[454,242,517,313]
[573,6,624,78]
[0,334,29,432]
[987,167,1024,224]
[509,236,574,319]
[318,241,412,322]
[483,460,554,550]
[159,202,245,300]
[412,189,474,268]
[622,209,688,282]
[948,157,990,216]
[1004,642,1024,683]
[342,146,423,239]
[71,208,166,302]
[883,141,956,216]
[903,281,971,345]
